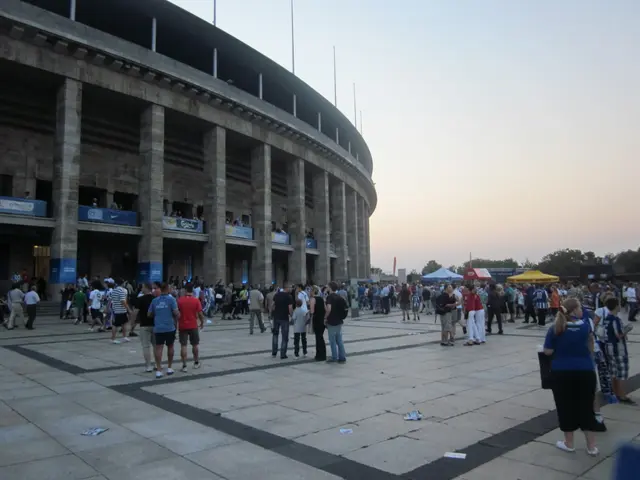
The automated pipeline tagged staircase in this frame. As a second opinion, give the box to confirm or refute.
[37,301,61,317]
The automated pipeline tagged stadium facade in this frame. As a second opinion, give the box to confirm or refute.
[0,0,376,296]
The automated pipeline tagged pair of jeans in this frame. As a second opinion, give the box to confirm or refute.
[327,324,346,361]
[294,332,307,355]
[537,308,548,326]
[249,310,265,333]
[272,318,289,357]
[487,308,502,333]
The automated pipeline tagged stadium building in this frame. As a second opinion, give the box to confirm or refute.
[0,0,376,296]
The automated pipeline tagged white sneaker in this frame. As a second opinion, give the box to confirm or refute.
[555,441,575,453]
[166,368,174,375]
[193,362,201,369]
[145,366,154,373]
[155,370,163,378]
[87,328,94,332]
[587,447,599,456]
[180,365,188,373]
[112,340,121,344]
[122,337,131,342]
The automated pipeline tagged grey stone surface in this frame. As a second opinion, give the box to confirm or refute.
[456,457,578,480]
[138,104,165,270]
[203,126,227,284]
[251,143,273,286]
[311,170,331,285]
[50,78,82,297]
[346,188,360,278]
[329,180,348,280]
[287,157,306,284]
[357,195,367,278]
[0,1,377,210]
[103,456,225,480]
[0,454,98,480]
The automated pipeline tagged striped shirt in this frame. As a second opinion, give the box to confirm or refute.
[110,286,128,314]
[533,289,549,310]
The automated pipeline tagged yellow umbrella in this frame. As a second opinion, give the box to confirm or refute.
[507,270,559,284]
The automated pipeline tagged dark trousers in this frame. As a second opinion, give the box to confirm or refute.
[272,318,289,357]
[487,308,503,333]
[524,305,536,323]
[551,370,597,432]
[314,325,326,360]
[629,302,638,322]
[382,296,390,314]
[26,304,37,329]
[537,308,548,326]
[294,332,307,355]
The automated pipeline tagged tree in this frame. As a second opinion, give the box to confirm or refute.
[370,266,383,275]
[521,258,537,269]
[613,248,640,274]
[537,249,584,277]
[410,269,420,275]
[421,260,442,275]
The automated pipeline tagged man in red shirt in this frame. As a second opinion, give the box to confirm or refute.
[177,283,205,372]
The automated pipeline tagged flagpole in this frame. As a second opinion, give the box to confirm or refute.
[333,46,337,107]
[359,110,363,135]
[290,0,295,74]
[352,82,357,127]
[213,0,217,26]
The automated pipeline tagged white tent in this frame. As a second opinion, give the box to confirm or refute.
[422,267,463,281]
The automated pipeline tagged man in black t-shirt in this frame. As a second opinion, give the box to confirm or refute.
[271,289,293,359]
[325,282,347,363]
[134,284,156,372]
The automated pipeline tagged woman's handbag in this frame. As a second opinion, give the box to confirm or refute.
[538,350,553,390]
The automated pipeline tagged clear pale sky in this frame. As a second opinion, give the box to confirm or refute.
[171,0,640,273]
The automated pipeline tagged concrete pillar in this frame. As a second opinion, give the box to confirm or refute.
[346,188,360,278]
[330,180,348,281]
[106,191,114,208]
[50,78,82,297]
[137,104,164,283]
[357,195,367,278]
[312,170,330,285]
[287,158,306,285]
[203,126,227,285]
[364,203,371,276]
[251,144,272,286]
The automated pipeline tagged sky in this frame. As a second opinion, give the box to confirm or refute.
[170,0,640,273]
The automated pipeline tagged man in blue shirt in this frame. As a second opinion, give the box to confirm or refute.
[148,283,180,378]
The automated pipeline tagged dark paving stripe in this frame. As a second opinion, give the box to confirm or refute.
[4,333,434,378]
[112,386,399,480]
[10,334,640,479]
[405,372,640,479]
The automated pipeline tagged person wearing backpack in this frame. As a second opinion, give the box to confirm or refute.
[325,281,348,363]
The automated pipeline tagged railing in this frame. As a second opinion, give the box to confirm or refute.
[271,231,290,245]
[305,238,318,249]
[0,197,47,217]
[163,216,203,233]
[78,206,137,226]
[225,225,254,240]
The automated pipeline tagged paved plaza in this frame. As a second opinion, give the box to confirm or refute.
[1,310,639,480]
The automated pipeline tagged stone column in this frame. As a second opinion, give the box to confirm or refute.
[312,170,330,285]
[365,203,371,276]
[358,195,367,278]
[287,158,306,285]
[250,144,272,286]
[137,104,164,283]
[346,188,360,278]
[330,180,348,281]
[50,78,82,298]
[203,126,227,285]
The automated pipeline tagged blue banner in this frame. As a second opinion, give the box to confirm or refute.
[306,238,318,249]
[78,206,137,226]
[0,197,47,217]
[271,232,290,245]
[50,258,77,284]
[137,262,163,284]
[225,225,253,240]
[162,216,203,233]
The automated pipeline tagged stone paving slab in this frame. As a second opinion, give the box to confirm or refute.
[1,310,639,479]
